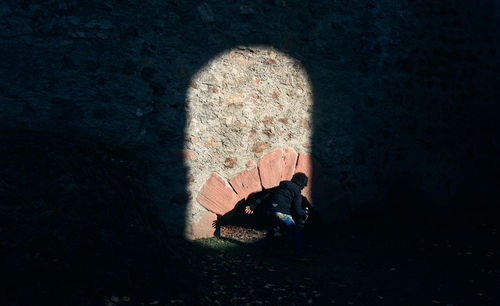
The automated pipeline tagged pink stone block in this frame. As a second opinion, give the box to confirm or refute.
[281,147,298,181]
[258,148,284,189]
[295,153,320,179]
[229,167,262,200]
[190,211,217,239]
[295,154,321,204]
[196,173,239,215]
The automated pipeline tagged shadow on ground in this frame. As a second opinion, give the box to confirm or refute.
[0,130,198,305]
[1,130,499,305]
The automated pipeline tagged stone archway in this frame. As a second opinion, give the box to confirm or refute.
[183,46,317,239]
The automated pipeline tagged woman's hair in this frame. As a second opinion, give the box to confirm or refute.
[291,172,308,189]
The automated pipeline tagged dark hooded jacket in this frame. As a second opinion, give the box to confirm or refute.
[263,180,306,217]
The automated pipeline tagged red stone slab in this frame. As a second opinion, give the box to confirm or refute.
[229,167,262,200]
[281,147,298,181]
[295,154,321,204]
[196,173,239,215]
[258,148,284,189]
[189,211,217,239]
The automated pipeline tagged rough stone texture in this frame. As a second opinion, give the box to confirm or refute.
[258,148,285,189]
[281,147,298,181]
[0,1,497,237]
[295,154,321,203]
[229,167,262,200]
[184,45,313,222]
[188,211,217,240]
[170,149,196,160]
[196,173,239,216]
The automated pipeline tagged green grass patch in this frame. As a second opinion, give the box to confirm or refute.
[192,237,239,250]
[191,237,261,255]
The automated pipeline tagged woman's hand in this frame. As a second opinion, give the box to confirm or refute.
[245,206,254,214]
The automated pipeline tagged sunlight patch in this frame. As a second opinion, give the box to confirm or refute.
[184,46,313,239]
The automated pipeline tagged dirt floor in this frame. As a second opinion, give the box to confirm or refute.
[1,131,498,305]
[187,216,499,306]
[3,213,498,305]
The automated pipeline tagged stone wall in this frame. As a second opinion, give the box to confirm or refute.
[1,0,498,237]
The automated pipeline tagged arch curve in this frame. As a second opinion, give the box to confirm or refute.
[183,46,315,239]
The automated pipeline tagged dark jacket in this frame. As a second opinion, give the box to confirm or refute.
[260,180,306,217]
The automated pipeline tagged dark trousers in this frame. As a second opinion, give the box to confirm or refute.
[266,210,304,255]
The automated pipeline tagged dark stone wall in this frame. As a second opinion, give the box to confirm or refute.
[1,0,498,233]
[308,1,500,220]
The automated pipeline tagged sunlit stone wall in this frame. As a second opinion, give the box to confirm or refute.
[184,46,313,235]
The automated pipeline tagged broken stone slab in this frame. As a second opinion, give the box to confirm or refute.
[295,153,321,204]
[229,166,262,200]
[196,173,239,215]
[188,211,217,240]
[281,147,298,181]
[295,153,321,179]
[258,148,284,189]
